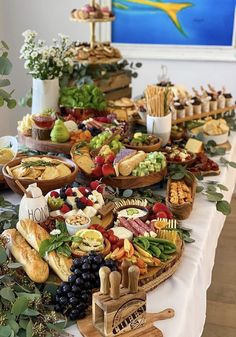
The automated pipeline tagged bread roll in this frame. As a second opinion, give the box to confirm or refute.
[2,229,49,283]
[119,151,146,176]
[17,219,72,282]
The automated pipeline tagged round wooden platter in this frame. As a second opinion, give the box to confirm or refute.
[190,169,221,177]
[90,212,114,229]
[139,237,183,292]
[103,167,167,190]
[124,138,162,153]
[18,131,72,155]
[76,57,122,65]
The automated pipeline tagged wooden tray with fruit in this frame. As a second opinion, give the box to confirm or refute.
[188,152,221,177]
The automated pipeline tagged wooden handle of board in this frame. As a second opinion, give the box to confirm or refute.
[109,271,121,299]
[154,308,175,320]
[121,259,132,288]
[99,266,111,295]
[128,265,140,293]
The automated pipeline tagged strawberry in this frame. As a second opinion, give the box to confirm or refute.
[105,154,115,163]
[60,204,71,214]
[92,166,103,178]
[50,191,59,198]
[65,188,73,196]
[102,163,115,177]
[152,202,173,219]
[94,155,105,166]
[80,196,88,205]
[156,211,168,219]
[86,199,94,206]
[96,184,105,194]
[90,180,100,190]
[78,186,87,195]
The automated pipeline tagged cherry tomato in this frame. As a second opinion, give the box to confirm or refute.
[109,235,119,245]
[116,239,124,248]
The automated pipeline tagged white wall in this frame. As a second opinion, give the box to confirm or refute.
[1,0,236,135]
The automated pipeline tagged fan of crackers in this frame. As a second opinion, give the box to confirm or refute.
[145,85,174,117]
[6,157,72,180]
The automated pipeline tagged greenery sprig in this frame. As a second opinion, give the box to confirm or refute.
[0,196,19,234]
[204,140,226,157]
[196,182,231,215]
[220,156,236,169]
[0,243,68,337]
[0,41,16,109]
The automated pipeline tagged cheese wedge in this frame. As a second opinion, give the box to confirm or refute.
[185,138,203,154]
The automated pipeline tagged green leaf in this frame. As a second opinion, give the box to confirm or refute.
[16,292,40,300]
[216,200,231,215]
[0,246,7,264]
[8,320,19,334]
[19,318,29,329]
[0,88,10,99]
[0,96,4,106]
[0,56,12,75]
[26,320,33,337]
[171,172,185,180]
[22,308,40,316]
[1,40,9,50]
[220,157,228,164]
[8,262,22,269]
[229,161,236,168]
[7,99,17,109]
[46,321,66,332]
[206,140,217,147]
[207,185,216,192]
[0,79,10,87]
[217,184,228,191]
[207,192,224,202]
[0,287,15,301]
[123,189,133,198]
[11,297,29,316]
[18,328,27,337]
[0,326,12,337]
[196,185,204,193]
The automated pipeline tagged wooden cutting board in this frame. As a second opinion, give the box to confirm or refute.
[77,308,175,337]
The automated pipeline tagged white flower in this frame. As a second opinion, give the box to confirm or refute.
[31,51,38,58]
[24,60,30,69]
[22,29,37,39]
[50,229,61,236]
[56,60,63,67]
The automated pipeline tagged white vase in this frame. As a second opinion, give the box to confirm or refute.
[146,113,172,146]
[31,78,59,114]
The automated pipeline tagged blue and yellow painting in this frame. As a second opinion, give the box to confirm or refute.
[112,0,236,45]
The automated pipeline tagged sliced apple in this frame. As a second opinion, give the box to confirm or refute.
[124,239,134,257]
[134,243,152,258]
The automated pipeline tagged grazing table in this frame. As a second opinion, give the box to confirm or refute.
[2,132,236,337]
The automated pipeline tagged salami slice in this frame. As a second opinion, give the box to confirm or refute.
[129,220,146,235]
[134,218,152,232]
[119,217,139,236]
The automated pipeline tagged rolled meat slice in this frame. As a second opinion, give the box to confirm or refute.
[129,220,146,235]
[134,218,152,232]
[119,217,139,236]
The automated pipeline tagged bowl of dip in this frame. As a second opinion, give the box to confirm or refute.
[115,205,149,222]
[65,211,91,235]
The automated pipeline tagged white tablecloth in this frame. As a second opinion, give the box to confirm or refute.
[2,133,236,337]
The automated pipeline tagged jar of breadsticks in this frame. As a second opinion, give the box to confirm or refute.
[145,85,173,146]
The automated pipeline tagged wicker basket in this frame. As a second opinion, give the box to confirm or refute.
[166,172,197,220]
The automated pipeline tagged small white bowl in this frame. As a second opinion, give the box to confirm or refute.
[0,136,18,171]
[65,212,91,235]
[203,131,228,145]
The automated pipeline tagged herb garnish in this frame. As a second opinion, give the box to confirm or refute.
[39,220,82,257]
[22,160,57,168]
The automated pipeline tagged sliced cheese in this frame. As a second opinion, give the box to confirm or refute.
[185,138,203,154]
[112,227,133,240]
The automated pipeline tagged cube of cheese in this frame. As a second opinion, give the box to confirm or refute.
[185,138,203,154]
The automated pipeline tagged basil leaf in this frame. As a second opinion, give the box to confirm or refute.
[39,239,51,257]
[57,244,71,257]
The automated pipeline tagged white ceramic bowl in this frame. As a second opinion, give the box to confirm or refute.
[65,212,91,236]
[203,131,228,145]
[0,136,18,171]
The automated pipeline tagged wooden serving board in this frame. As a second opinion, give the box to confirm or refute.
[90,212,114,229]
[125,139,162,153]
[77,308,175,337]
[103,168,167,190]
[18,131,72,155]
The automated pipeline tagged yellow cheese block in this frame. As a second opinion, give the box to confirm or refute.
[185,138,203,154]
